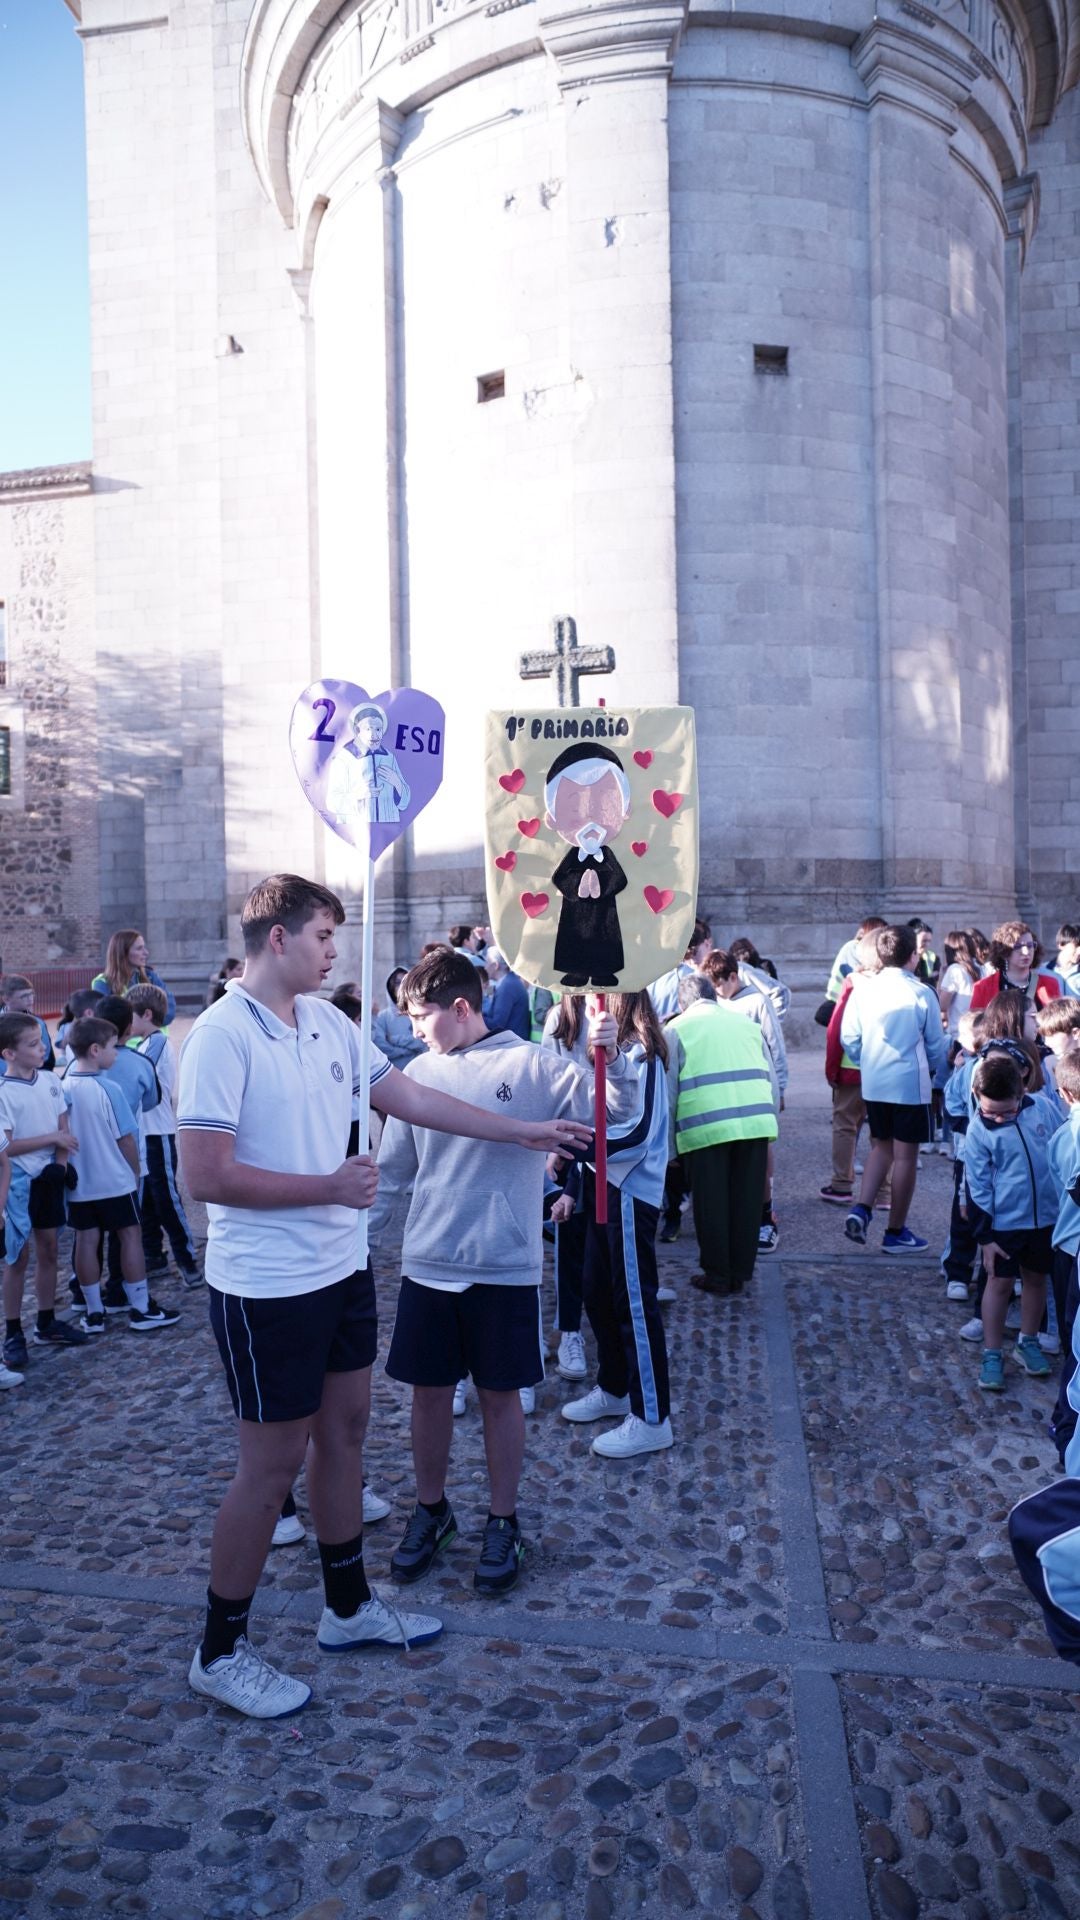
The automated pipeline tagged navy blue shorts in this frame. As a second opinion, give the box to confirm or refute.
[68,1192,140,1234]
[209,1267,377,1424]
[29,1165,69,1231]
[864,1100,933,1145]
[386,1277,544,1392]
[986,1225,1054,1280]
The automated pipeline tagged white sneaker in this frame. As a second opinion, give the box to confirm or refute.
[452,1380,468,1417]
[317,1591,443,1652]
[556,1331,587,1380]
[188,1638,311,1719]
[271,1513,306,1548]
[519,1386,536,1413]
[0,1363,24,1389]
[592,1413,674,1458]
[1038,1331,1062,1356]
[945,1280,969,1302]
[959,1317,984,1343]
[363,1485,391,1524]
[561,1385,630,1424]
[656,1286,677,1304]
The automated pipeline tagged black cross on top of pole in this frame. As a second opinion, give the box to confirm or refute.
[518,615,615,709]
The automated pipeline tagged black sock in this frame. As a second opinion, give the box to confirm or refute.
[280,1490,298,1520]
[318,1532,371,1618]
[419,1494,448,1520]
[201,1587,254,1667]
[488,1510,517,1528]
[36,1310,55,1334]
[5,1320,22,1340]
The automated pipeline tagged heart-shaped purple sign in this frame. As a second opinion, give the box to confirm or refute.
[290,679,446,861]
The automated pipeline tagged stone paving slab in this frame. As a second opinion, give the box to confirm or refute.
[0,1591,810,1920]
[788,1262,1060,1657]
[840,1671,1080,1920]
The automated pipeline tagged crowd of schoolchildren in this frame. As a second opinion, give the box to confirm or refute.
[5,906,1080,1675]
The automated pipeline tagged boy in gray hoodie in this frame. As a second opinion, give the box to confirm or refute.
[370,948,632,1594]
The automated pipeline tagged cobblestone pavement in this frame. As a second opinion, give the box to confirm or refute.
[1,1054,1077,1920]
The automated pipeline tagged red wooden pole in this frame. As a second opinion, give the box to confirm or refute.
[594,991,608,1224]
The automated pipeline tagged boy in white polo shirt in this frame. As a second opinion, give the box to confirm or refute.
[178,874,592,1720]
[0,1011,86,1369]
[64,1017,180,1336]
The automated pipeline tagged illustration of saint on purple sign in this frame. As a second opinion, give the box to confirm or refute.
[290,679,445,861]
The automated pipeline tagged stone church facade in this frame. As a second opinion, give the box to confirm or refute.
[1,0,1077,1001]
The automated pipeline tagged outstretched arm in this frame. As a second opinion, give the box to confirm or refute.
[372,1065,593,1156]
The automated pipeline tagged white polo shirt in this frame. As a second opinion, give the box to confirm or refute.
[177,982,391,1298]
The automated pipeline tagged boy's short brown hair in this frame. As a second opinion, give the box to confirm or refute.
[0,1011,39,1056]
[876,924,917,970]
[400,949,485,1014]
[0,975,32,1003]
[1055,1053,1080,1103]
[69,1016,119,1059]
[241,874,345,954]
[1036,999,1080,1038]
[126,983,168,1027]
[973,1053,1024,1103]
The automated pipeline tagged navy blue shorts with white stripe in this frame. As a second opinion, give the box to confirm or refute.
[208,1267,377,1423]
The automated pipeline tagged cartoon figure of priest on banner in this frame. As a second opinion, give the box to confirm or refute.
[546,743,631,986]
[484,706,698,994]
[327,701,412,831]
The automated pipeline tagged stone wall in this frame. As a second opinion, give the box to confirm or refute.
[0,471,101,967]
[1021,81,1080,937]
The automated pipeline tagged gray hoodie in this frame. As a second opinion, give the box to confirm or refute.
[368,1028,634,1286]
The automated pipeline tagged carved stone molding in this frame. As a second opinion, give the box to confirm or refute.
[538,0,689,85]
[853,20,979,132]
[1004,168,1040,262]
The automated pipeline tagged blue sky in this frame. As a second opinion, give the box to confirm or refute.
[0,2,91,472]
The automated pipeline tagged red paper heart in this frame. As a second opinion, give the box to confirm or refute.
[633,750,653,770]
[500,769,526,794]
[495,851,517,872]
[652,789,683,819]
[644,886,675,914]
[517,818,540,838]
[631,841,647,858]
[520,892,549,919]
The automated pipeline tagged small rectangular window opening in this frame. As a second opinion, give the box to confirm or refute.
[754,344,789,376]
[477,370,505,403]
[0,727,10,797]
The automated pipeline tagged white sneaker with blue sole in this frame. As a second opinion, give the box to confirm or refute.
[317,1591,443,1652]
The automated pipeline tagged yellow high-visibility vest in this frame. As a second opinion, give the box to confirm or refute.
[669,1004,778,1153]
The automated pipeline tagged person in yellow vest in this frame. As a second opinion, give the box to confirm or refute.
[666,974,778,1297]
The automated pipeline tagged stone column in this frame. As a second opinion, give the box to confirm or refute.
[1004,174,1040,921]
[538,0,688,707]
[309,100,414,977]
[854,22,981,912]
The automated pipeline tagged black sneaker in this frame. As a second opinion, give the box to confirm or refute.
[129,1298,180,1331]
[81,1311,106,1337]
[32,1320,90,1349]
[2,1332,28,1370]
[103,1282,129,1315]
[145,1256,170,1276]
[474,1516,525,1594]
[658,1214,680,1244]
[176,1265,204,1290]
[390,1502,457,1584]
